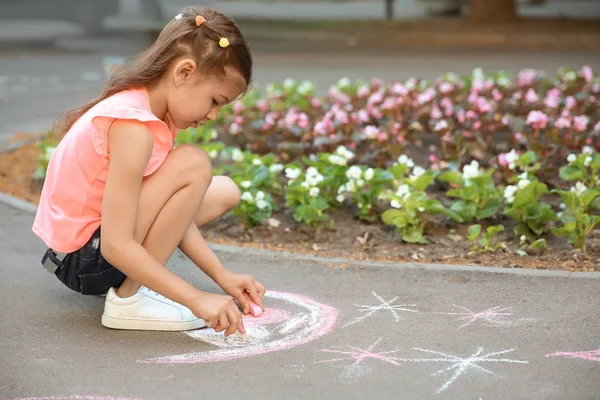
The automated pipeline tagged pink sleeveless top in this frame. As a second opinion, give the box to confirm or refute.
[33,87,178,253]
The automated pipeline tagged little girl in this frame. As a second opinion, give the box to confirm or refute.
[32,8,265,336]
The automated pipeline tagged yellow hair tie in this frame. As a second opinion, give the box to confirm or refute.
[219,37,230,48]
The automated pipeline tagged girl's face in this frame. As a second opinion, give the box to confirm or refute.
[166,59,247,130]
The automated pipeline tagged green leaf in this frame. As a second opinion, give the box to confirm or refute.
[476,197,501,220]
[382,209,402,226]
[513,181,547,209]
[402,230,428,244]
[559,165,584,181]
[388,163,409,179]
[581,189,600,209]
[426,201,464,223]
[551,221,577,237]
[529,239,547,249]
[486,225,505,236]
[467,224,481,239]
[438,170,463,186]
[451,201,477,221]
[412,171,437,191]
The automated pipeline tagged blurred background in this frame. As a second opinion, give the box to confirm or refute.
[0,0,599,144]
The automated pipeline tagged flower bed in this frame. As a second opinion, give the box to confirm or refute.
[15,66,600,270]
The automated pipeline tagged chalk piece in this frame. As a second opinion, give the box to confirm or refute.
[232,330,248,340]
[243,291,264,317]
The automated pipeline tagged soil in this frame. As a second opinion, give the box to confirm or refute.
[1,139,599,272]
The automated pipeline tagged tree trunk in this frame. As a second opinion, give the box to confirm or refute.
[468,0,518,23]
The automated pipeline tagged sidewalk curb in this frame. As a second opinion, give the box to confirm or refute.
[2,191,598,279]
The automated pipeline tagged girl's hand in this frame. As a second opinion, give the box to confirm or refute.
[190,291,245,337]
[217,271,266,315]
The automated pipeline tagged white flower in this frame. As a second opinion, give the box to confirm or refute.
[309,187,320,197]
[336,194,345,203]
[584,156,592,167]
[305,175,320,186]
[517,179,530,190]
[517,172,528,181]
[307,166,319,177]
[396,184,410,198]
[434,120,448,131]
[582,146,594,155]
[504,185,517,203]
[297,80,314,95]
[411,166,426,179]
[337,77,351,87]
[346,180,357,193]
[255,191,265,201]
[520,235,527,242]
[559,203,566,209]
[462,160,480,180]
[283,78,296,89]
[256,200,268,210]
[337,184,346,194]
[418,207,425,212]
[209,129,218,140]
[557,211,563,218]
[397,154,415,168]
[285,168,301,180]
[252,158,263,165]
[391,200,402,209]
[241,192,254,203]
[231,148,244,162]
[336,145,355,160]
[505,149,519,164]
[328,154,347,166]
[567,153,577,163]
[346,166,363,180]
[208,149,218,159]
[240,180,252,188]
[364,168,375,181]
[269,163,284,173]
[571,181,587,196]
[356,179,365,187]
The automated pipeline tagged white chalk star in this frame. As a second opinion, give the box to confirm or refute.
[316,336,403,366]
[431,305,516,329]
[404,347,529,393]
[342,291,418,328]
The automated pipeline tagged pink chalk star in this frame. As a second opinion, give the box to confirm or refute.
[546,349,600,362]
[316,336,403,366]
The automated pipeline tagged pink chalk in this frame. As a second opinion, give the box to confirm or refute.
[244,291,264,317]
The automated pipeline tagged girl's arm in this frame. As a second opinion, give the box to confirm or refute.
[179,222,228,283]
[99,120,202,310]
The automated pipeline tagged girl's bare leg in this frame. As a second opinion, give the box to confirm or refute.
[193,176,241,227]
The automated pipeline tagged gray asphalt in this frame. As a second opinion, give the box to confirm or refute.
[1,199,599,400]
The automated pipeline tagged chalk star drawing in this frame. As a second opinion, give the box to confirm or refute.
[316,336,403,367]
[342,291,418,328]
[430,305,530,329]
[546,349,600,362]
[403,347,529,393]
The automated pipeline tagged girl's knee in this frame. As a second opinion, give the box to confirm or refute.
[218,176,241,211]
[170,144,213,183]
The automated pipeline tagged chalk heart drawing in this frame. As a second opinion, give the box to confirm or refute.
[546,349,600,362]
[403,347,529,394]
[140,291,337,364]
[7,396,140,400]
[430,305,533,329]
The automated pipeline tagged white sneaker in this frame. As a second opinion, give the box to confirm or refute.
[101,286,206,331]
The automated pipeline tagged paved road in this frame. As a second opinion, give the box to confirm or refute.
[1,200,599,400]
[2,47,600,144]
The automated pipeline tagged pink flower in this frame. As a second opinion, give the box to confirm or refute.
[594,121,600,132]
[382,97,396,110]
[367,90,384,105]
[329,134,336,140]
[544,89,560,108]
[525,88,539,103]
[498,153,509,167]
[501,115,510,125]
[396,135,405,144]
[364,125,379,139]
[417,88,436,105]
[395,97,405,106]
[257,99,269,112]
[593,83,600,93]
[476,97,492,113]
[298,114,310,129]
[230,122,242,135]
[233,101,245,114]
[514,132,524,141]
[573,115,589,132]
[428,154,439,163]
[371,107,384,120]
[439,81,454,94]
[234,116,244,124]
[371,77,384,87]
[357,85,370,98]
[349,142,357,149]
[518,69,537,87]
[526,110,548,130]
[492,89,504,102]
[468,91,479,104]
[473,121,482,130]
[431,105,443,119]
[555,117,571,129]
[377,132,389,142]
[463,131,472,138]
[434,120,448,131]
[565,96,576,110]
[581,65,594,82]
[466,110,477,120]
[391,82,408,96]
[472,80,485,92]
[443,133,453,142]
[391,122,402,135]
[513,91,523,100]
[586,137,593,144]
[358,109,370,123]
[456,109,466,123]
[311,98,322,108]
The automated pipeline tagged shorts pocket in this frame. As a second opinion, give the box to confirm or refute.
[78,256,126,295]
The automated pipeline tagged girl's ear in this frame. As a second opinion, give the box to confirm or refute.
[172,58,198,87]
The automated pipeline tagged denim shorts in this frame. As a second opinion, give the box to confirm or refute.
[41,227,126,295]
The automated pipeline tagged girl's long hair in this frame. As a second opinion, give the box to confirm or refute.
[54,8,252,134]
